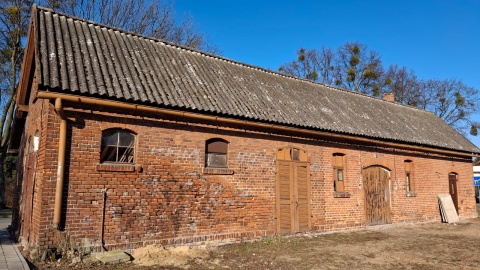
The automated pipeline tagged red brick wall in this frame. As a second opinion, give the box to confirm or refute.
[18,102,476,250]
[12,74,53,248]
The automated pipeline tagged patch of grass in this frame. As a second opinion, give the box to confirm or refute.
[323,233,345,239]
[233,235,293,252]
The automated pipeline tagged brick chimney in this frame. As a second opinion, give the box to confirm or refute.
[382,93,395,102]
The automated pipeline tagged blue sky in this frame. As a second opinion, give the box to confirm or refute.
[175,0,480,149]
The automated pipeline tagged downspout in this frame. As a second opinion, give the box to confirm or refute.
[101,188,108,251]
[53,98,67,229]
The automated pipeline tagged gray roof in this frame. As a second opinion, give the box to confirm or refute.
[33,6,480,154]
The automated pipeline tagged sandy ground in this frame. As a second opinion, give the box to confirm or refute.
[32,217,480,269]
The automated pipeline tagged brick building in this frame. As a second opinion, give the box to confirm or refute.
[10,6,480,250]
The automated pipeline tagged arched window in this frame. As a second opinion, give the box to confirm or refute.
[205,138,228,168]
[101,129,135,163]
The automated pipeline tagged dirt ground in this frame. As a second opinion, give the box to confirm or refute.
[31,217,480,270]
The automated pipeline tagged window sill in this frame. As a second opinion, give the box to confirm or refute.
[406,191,417,197]
[333,192,350,198]
[203,167,234,175]
[96,163,142,172]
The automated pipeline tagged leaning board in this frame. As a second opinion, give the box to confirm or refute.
[438,194,459,223]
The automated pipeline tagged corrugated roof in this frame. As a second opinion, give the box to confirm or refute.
[34,6,480,154]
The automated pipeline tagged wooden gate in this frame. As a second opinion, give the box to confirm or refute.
[448,173,459,213]
[363,167,392,225]
[276,147,311,233]
[20,136,37,242]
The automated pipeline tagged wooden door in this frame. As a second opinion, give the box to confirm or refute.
[276,147,311,233]
[295,163,310,232]
[449,173,459,213]
[363,167,391,225]
[20,149,37,241]
[277,160,294,233]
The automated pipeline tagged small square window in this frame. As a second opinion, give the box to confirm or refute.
[101,129,135,163]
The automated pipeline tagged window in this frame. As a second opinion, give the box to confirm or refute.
[333,153,345,193]
[276,147,307,162]
[405,160,415,196]
[205,138,228,168]
[33,130,40,152]
[101,129,135,163]
[28,130,40,154]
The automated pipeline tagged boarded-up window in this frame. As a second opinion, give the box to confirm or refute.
[405,160,414,194]
[206,139,228,168]
[101,129,135,163]
[333,153,345,192]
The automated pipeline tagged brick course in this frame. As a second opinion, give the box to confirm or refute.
[14,100,477,250]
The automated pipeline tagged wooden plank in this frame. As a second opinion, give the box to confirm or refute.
[364,167,391,225]
[277,161,294,233]
[17,105,29,112]
[438,194,459,223]
[296,163,310,231]
[20,151,37,241]
[438,198,447,222]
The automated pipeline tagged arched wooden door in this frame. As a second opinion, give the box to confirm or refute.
[276,147,311,233]
[448,173,459,213]
[363,166,392,225]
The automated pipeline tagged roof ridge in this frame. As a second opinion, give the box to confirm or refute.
[35,5,434,115]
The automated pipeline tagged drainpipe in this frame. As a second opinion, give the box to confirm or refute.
[101,188,108,251]
[53,98,67,229]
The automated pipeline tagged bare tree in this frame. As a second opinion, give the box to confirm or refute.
[420,79,479,135]
[333,42,384,96]
[0,0,33,206]
[279,42,384,96]
[383,68,479,135]
[382,65,422,106]
[280,43,479,136]
[37,0,218,53]
[278,47,335,84]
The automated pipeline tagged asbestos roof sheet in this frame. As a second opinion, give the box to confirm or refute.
[34,6,480,154]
